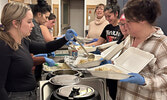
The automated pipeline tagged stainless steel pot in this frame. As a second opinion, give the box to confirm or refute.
[46,69,83,80]
[50,85,101,100]
[42,75,81,100]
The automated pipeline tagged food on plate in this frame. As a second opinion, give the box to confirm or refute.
[95,66,123,73]
[43,63,71,71]
[79,58,94,64]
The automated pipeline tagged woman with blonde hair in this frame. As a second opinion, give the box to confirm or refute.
[0,2,76,100]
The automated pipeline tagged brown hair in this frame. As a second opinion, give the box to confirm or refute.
[0,2,31,50]
[123,0,161,24]
[94,3,105,13]
[104,4,120,18]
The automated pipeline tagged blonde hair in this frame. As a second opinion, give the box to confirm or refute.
[0,2,31,50]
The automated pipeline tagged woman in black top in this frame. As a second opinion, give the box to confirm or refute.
[0,2,76,100]
[86,4,122,47]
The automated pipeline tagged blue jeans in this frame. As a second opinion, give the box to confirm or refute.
[8,90,37,100]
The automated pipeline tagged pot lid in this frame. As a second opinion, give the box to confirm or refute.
[51,69,79,76]
[56,85,95,99]
[50,75,80,85]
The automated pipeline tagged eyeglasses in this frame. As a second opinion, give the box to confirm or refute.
[96,7,104,11]
[118,22,125,27]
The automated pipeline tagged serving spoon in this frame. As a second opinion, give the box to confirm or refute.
[73,35,95,59]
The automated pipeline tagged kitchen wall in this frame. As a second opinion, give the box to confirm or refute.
[117,0,167,35]
[52,0,106,5]
[86,0,106,5]
[156,0,167,35]
[0,0,8,24]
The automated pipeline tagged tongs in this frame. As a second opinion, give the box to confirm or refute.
[73,35,95,59]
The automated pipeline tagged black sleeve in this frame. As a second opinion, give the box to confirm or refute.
[0,41,12,100]
[100,25,109,40]
[29,37,68,54]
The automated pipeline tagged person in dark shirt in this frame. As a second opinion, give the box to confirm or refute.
[0,2,76,100]
[28,0,52,82]
[86,4,122,47]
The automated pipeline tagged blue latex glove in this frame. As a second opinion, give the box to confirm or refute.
[44,57,55,67]
[120,73,145,85]
[65,29,78,41]
[34,53,48,57]
[72,41,80,46]
[88,38,98,43]
[48,52,55,57]
[91,48,101,54]
[100,58,112,65]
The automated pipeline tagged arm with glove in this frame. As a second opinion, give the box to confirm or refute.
[44,57,56,67]
[48,51,55,57]
[65,29,78,41]
[120,73,146,85]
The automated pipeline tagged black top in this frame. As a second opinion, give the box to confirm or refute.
[0,37,67,100]
[28,19,45,43]
[100,24,122,42]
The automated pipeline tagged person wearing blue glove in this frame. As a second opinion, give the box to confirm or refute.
[116,1,167,100]
[44,57,55,66]
[65,29,78,41]
[99,58,112,65]
[120,73,145,85]
[48,51,55,57]
[34,53,48,57]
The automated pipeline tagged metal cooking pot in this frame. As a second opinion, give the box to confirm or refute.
[42,75,81,100]
[50,85,101,100]
[46,69,83,80]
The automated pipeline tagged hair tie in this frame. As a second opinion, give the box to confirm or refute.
[0,24,5,31]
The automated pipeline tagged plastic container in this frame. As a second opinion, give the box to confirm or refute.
[96,41,117,50]
[75,46,97,54]
[73,55,102,68]
[88,47,155,80]
[101,42,124,60]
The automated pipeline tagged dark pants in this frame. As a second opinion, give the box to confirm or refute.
[8,90,37,100]
[106,79,118,100]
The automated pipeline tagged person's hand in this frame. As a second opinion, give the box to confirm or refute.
[44,57,55,67]
[34,53,48,57]
[100,58,112,65]
[65,29,78,41]
[120,73,145,85]
[48,52,55,57]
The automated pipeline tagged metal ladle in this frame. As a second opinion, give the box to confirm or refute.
[73,35,95,59]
